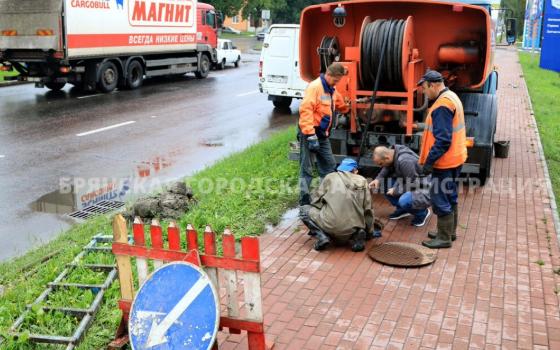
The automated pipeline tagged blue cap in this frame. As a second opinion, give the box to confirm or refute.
[337,158,358,172]
[417,69,444,86]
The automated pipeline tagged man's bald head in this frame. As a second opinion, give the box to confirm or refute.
[373,146,395,167]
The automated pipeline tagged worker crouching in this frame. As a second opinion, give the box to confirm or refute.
[417,70,467,249]
[300,158,375,252]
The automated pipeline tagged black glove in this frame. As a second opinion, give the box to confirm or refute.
[306,135,320,152]
[421,163,433,176]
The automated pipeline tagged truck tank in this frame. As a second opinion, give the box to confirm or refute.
[294,0,498,184]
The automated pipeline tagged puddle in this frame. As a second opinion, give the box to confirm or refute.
[31,181,129,215]
[265,208,299,233]
[31,189,78,214]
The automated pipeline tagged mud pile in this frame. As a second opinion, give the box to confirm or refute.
[124,181,196,221]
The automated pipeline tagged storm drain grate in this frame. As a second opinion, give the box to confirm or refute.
[368,242,437,267]
[69,200,125,220]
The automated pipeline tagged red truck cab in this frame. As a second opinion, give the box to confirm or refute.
[197,2,219,48]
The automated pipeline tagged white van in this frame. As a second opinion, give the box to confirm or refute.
[258,24,308,109]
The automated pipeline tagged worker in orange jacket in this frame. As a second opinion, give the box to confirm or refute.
[298,63,350,206]
[417,70,467,249]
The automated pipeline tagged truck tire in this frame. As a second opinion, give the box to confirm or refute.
[126,60,144,90]
[98,61,119,92]
[234,56,240,68]
[195,55,210,79]
[45,82,66,91]
[218,59,225,70]
[273,97,292,109]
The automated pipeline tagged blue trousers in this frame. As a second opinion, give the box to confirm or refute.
[384,178,426,217]
[430,167,461,217]
[298,131,336,205]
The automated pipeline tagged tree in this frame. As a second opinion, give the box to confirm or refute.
[270,0,326,24]
[205,0,245,18]
[500,0,527,36]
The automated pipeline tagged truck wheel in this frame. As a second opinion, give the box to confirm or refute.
[234,56,240,68]
[218,59,225,70]
[98,61,119,92]
[195,55,210,79]
[273,97,292,109]
[45,82,66,91]
[126,61,144,90]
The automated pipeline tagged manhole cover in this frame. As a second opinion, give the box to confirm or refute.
[368,242,437,267]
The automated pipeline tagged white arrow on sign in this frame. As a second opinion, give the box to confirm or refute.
[146,276,210,348]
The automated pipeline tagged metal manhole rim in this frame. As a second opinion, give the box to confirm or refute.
[367,241,437,267]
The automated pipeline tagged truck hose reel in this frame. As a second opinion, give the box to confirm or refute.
[318,36,341,73]
[359,17,416,91]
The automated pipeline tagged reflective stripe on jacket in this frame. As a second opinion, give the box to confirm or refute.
[298,77,349,137]
[419,90,467,169]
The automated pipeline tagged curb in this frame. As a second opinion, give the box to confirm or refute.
[0,80,30,88]
[519,56,560,246]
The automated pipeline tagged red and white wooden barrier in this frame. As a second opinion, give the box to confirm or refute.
[109,214,272,350]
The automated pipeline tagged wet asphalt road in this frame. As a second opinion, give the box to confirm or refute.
[0,52,299,262]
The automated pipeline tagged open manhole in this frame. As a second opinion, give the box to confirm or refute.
[368,242,437,267]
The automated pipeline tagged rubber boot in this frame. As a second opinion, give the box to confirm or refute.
[301,216,318,237]
[351,229,366,252]
[314,230,331,251]
[422,213,453,249]
[428,205,457,241]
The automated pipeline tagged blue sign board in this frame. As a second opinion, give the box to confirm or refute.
[540,0,560,72]
[129,262,219,350]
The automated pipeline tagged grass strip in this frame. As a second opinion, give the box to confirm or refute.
[519,52,560,216]
[0,126,299,348]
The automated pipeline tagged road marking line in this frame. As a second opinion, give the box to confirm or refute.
[77,93,103,99]
[151,116,158,118]
[77,91,118,99]
[236,90,259,97]
[76,121,136,137]
[0,155,5,159]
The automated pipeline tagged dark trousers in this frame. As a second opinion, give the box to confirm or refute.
[430,166,461,217]
[298,131,336,205]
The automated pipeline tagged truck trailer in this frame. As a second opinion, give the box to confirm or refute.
[0,0,220,92]
[293,0,516,185]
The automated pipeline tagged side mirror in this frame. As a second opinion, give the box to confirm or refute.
[233,46,238,50]
[505,18,517,44]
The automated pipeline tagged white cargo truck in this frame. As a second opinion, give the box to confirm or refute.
[258,24,308,109]
[0,0,220,92]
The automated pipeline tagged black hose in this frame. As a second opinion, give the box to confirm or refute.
[318,36,340,73]
[356,19,393,167]
[360,19,405,91]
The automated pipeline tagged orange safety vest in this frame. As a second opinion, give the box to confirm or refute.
[299,77,349,136]
[419,90,468,169]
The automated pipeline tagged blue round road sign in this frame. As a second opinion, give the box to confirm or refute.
[129,262,219,350]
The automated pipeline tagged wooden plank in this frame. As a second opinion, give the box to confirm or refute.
[112,215,134,301]
[247,332,267,350]
[242,237,263,322]
[186,224,199,251]
[219,317,264,333]
[168,221,181,251]
[112,244,201,266]
[222,228,239,318]
[150,219,164,269]
[133,217,148,286]
[203,225,219,293]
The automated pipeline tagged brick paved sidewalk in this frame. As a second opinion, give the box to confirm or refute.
[218,47,560,349]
